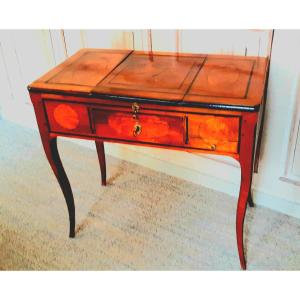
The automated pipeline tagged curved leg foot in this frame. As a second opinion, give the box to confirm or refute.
[43,137,75,238]
[31,93,75,238]
[95,141,106,186]
[236,112,257,270]
[248,191,254,207]
[236,190,248,270]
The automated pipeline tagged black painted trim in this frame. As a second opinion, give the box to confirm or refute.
[28,87,260,112]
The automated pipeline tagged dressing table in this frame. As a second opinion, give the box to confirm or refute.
[28,48,269,269]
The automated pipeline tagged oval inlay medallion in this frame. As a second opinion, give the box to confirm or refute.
[53,104,79,130]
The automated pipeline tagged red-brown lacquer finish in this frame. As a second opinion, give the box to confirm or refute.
[28,48,270,270]
[93,110,185,146]
[45,101,91,134]
[53,104,79,130]
[187,114,240,153]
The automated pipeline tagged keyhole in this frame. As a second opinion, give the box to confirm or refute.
[133,123,142,136]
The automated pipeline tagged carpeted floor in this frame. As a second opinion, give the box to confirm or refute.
[0,119,300,270]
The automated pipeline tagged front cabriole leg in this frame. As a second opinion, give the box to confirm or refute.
[30,92,76,238]
[236,112,258,270]
[43,137,76,238]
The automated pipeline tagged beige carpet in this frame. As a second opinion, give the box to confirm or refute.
[1,119,300,270]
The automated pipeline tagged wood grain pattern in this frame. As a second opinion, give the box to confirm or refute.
[93,110,185,146]
[188,58,254,98]
[95,51,205,101]
[29,49,132,94]
[48,51,128,86]
[28,49,268,110]
[184,54,268,109]
[187,115,240,153]
[45,100,91,134]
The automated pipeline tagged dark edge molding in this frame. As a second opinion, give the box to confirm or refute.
[27,87,259,112]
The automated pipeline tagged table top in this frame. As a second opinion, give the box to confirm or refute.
[28,48,269,111]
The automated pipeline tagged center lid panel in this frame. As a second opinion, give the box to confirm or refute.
[93,51,206,101]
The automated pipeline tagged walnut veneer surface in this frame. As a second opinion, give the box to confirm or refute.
[28,48,270,270]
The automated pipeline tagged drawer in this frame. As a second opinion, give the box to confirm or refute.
[44,100,91,134]
[187,114,240,153]
[93,110,185,146]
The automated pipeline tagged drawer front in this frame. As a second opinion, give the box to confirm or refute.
[44,101,91,135]
[93,110,185,146]
[187,114,240,153]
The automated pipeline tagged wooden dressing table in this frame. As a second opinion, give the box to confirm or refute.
[28,48,269,269]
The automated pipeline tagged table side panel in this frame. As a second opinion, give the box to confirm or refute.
[44,100,92,134]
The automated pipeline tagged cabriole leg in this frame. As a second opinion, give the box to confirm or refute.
[30,92,75,238]
[236,112,257,270]
[42,137,76,238]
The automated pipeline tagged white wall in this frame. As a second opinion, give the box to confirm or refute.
[1,29,300,219]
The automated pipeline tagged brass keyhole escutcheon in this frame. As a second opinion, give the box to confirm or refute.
[210,144,216,151]
[133,123,142,136]
[132,102,140,119]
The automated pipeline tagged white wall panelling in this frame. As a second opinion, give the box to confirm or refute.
[132,30,151,51]
[82,30,134,49]
[179,29,271,56]
[0,37,13,116]
[292,124,300,177]
[49,30,67,64]
[281,51,300,182]
[63,30,134,56]
[151,30,178,52]
[0,30,56,125]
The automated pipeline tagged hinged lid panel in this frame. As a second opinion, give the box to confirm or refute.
[28,49,132,94]
[184,55,269,109]
[93,51,206,101]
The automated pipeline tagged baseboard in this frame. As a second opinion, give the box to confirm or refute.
[253,189,300,219]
